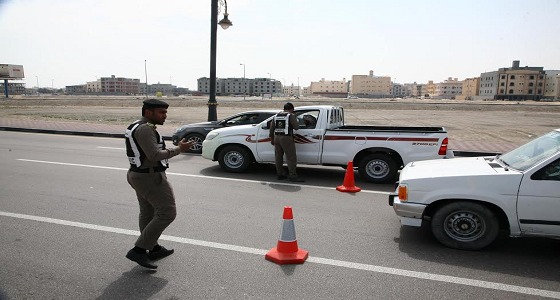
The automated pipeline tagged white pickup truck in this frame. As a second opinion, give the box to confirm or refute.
[201,105,453,183]
[389,129,560,250]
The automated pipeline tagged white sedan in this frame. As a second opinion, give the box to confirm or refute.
[389,129,560,250]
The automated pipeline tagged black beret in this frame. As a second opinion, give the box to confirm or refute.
[142,98,169,109]
[284,102,294,110]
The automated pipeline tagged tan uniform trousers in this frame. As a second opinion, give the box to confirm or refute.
[127,170,176,250]
[274,135,298,177]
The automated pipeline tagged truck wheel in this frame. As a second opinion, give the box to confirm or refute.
[218,146,253,172]
[430,201,499,250]
[358,153,397,183]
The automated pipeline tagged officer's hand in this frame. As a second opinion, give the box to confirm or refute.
[179,138,196,152]
[270,139,274,145]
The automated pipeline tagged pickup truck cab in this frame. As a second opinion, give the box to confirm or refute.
[389,129,560,250]
[202,105,452,183]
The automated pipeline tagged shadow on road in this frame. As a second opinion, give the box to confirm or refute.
[198,163,395,193]
[395,225,560,283]
[96,268,168,300]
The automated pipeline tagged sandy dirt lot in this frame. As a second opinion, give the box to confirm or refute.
[1,95,559,147]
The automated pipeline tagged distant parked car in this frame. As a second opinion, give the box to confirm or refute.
[172,110,278,153]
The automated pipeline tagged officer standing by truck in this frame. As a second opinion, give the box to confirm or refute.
[269,102,304,182]
[124,98,194,269]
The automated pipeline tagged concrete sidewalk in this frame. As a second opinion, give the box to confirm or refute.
[0,118,518,155]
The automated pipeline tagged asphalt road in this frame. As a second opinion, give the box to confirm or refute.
[1,131,559,299]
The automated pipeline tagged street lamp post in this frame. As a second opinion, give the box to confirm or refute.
[240,63,245,100]
[144,60,148,98]
[35,76,39,95]
[208,0,233,121]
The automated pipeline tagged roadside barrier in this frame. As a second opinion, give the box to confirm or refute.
[336,161,361,193]
[265,206,308,265]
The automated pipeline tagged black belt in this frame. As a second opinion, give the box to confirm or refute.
[129,166,167,173]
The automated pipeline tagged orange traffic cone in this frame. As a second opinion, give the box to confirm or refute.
[336,161,361,193]
[265,206,309,265]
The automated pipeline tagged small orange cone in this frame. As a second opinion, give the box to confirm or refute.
[265,206,308,265]
[336,161,361,193]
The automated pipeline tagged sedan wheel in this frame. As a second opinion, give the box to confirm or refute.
[185,134,204,154]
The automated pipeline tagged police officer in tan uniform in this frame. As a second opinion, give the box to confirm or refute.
[269,102,304,182]
[124,99,194,269]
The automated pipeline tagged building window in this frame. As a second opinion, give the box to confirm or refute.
[500,89,505,94]
[500,82,505,86]
[509,89,514,94]
[529,75,535,80]
[501,75,505,79]
[529,82,534,87]
[528,89,533,94]
[510,75,515,79]
[509,82,514,86]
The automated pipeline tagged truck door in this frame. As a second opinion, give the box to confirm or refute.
[255,118,276,162]
[517,157,560,236]
[294,110,322,164]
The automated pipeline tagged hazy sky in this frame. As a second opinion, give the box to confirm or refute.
[1,0,560,90]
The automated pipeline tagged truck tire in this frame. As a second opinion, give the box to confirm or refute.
[185,133,204,154]
[430,201,499,250]
[358,153,397,183]
[218,146,253,173]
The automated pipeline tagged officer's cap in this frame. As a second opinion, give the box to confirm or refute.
[142,98,169,109]
[284,102,294,110]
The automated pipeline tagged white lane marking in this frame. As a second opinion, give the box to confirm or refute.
[16,159,389,195]
[96,146,124,150]
[1,210,558,299]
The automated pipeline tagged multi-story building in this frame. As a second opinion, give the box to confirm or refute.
[0,82,26,95]
[99,75,140,94]
[148,83,175,96]
[350,71,390,98]
[311,78,349,97]
[423,80,436,97]
[65,84,87,94]
[252,78,282,96]
[435,77,463,99]
[391,83,410,97]
[86,80,101,93]
[198,77,223,95]
[457,77,480,100]
[221,78,252,96]
[495,61,545,101]
[544,70,560,100]
[478,71,499,100]
[302,86,311,95]
[284,84,301,97]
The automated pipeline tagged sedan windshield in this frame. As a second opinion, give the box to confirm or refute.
[498,130,560,171]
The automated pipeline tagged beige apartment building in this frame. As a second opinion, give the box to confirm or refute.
[479,61,545,101]
[434,77,463,99]
[457,77,480,100]
[283,84,301,97]
[350,70,391,97]
[544,70,560,99]
[425,80,436,97]
[310,78,349,97]
[86,80,101,93]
